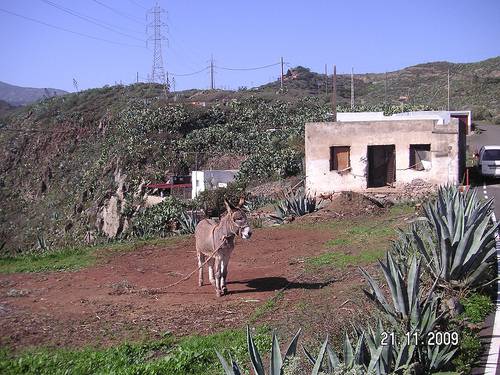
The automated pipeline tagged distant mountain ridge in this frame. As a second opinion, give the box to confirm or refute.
[0,81,67,106]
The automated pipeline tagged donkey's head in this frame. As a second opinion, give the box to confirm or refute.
[224,197,252,239]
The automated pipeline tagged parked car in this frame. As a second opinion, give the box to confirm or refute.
[477,145,500,177]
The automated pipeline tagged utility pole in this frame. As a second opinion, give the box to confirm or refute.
[210,55,215,90]
[384,71,387,105]
[350,67,355,110]
[136,72,139,83]
[447,68,451,110]
[280,56,284,91]
[332,65,337,122]
[147,3,167,88]
[324,64,328,95]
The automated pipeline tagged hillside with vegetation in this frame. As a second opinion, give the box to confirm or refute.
[0,80,67,106]
[0,56,499,253]
[254,56,500,121]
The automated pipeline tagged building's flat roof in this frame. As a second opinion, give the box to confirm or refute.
[145,183,192,189]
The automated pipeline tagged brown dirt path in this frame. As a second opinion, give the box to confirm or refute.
[0,225,340,349]
[0,195,390,350]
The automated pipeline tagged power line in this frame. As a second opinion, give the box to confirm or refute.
[90,0,144,25]
[40,0,145,42]
[169,66,210,77]
[128,0,147,11]
[0,7,145,48]
[215,62,281,71]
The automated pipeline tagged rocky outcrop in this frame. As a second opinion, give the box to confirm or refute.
[95,166,129,238]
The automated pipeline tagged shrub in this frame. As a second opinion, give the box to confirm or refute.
[196,183,245,217]
[461,293,494,323]
[452,329,482,374]
[131,197,186,237]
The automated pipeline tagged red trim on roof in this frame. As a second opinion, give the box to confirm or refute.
[145,183,192,189]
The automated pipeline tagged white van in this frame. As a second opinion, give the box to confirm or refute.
[477,146,500,177]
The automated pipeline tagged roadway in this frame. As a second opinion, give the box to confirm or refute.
[468,123,500,375]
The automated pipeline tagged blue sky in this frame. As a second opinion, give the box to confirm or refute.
[1,0,499,92]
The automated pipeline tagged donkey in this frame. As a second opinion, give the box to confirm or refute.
[195,197,252,297]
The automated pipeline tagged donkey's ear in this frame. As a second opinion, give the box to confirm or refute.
[224,199,232,212]
[237,196,245,208]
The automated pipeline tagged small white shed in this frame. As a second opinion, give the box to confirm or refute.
[191,170,239,199]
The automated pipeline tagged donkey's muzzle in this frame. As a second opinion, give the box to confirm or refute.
[241,226,252,239]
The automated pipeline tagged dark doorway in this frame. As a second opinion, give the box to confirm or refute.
[367,145,396,187]
[451,115,468,182]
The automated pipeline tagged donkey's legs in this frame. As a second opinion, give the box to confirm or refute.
[208,258,215,286]
[221,257,229,295]
[214,257,222,297]
[197,252,205,287]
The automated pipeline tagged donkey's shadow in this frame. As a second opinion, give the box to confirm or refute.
[228,277,333,294]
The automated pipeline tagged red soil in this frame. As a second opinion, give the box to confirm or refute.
[0,194,384,350]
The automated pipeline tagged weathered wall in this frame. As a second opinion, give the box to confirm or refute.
[305,119,460,193]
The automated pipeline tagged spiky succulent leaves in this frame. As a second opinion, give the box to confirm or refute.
[302,345,316,366]
[359,267,398,325]
[363,321,396,375]
[407,256,421,327]
[283,328,301,361]
[311,337,329,375]
[178,211,199,234]
[383,253,409,318]
[270,332,282,375]
[393,340,416,372]
[216,351,242,375]
[417,297,439,337]
[343,333,354,368]
[326,342,340,371]
[427,344,458,370]
[247,326,265,375]
[273,188,320,219]
[367,346,383,374]
[353,333,369,368]
[416,185,499,289]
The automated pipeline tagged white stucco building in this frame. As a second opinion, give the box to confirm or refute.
[305,112,468,193]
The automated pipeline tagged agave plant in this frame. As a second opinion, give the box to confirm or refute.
[303,333,369,375]
[217,326,301,375]
[271,188,323,223]
[413,185,499,291]
[360,253,431,330]
[176,210,200,234]
[360,253,458,373]
[245,195,276,212]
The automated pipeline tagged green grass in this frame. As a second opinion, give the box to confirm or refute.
[306,248,386,269]
[303,205,413,270]
[0,327,271,375]
[250,291,284,323]
[324,238,351,247]
[460,293,494,323]
[0,237,183,274]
